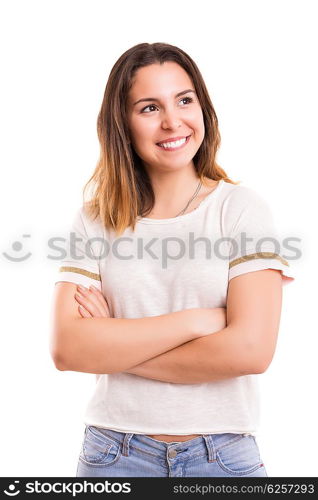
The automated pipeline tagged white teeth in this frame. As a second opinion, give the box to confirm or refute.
[159,137,187,149]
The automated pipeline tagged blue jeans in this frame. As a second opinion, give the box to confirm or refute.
[76,425,268,477]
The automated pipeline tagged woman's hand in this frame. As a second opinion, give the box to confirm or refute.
[74,285,111,318]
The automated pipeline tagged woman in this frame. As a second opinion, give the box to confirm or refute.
[51,42,295,477]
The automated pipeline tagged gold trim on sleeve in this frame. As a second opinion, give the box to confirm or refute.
[229,252,289,269]
[59,266,101,281]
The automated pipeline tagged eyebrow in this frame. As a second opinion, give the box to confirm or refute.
[133,89,196,106]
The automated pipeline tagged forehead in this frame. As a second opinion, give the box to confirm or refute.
[129,62,194,99]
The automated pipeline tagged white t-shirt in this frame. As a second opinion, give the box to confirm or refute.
[55,179,295,435]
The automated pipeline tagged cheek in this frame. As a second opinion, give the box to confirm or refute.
[130,119,157,148]
[195,112,205,141]
[185,107,204,132]
[193,108,205,130]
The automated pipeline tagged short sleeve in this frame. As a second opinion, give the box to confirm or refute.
[54,206,102,290]
[226,187,295,287]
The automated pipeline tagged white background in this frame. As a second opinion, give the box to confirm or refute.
[0,0,316,477]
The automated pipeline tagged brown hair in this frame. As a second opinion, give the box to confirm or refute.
[83,42,239,236]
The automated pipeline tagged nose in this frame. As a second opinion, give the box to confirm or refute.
[161,107,182,130]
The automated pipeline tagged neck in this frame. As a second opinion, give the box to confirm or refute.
[146,163,201,210]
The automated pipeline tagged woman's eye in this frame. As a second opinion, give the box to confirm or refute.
[141,104,157,113]
[140,96,193,114]
[180,96,193,105]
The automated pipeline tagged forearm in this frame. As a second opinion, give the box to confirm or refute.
[58,309,198,374]
[125,325,256,383]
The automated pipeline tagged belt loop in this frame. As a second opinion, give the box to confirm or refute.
[202,434,216,462]
[122,433,134,457]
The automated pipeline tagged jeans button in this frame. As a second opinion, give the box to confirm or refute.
[168,449,178,459]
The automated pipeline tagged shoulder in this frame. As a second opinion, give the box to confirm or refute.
[217,181,276,237]
[220,180,268,204]
[72,204,105,236]
[219,181,272,216]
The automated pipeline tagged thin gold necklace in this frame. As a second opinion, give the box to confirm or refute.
[174,180,203,217]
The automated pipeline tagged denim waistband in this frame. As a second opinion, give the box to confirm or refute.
[85,425,251,463]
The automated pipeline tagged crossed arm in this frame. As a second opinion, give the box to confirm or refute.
[70,269,283,383]
[124,328,247,384]
[125,270,283,383]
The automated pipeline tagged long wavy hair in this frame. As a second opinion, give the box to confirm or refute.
[83,42,239,236]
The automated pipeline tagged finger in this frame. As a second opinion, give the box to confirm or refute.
[78,286,110,317]
[75,289,106,317]
[88,286,111,314]
[74,292,103,317]
[75,290,108,318]
[78,304,92,318]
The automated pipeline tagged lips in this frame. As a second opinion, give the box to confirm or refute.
[156,135,191,151]
[156,135,190,146]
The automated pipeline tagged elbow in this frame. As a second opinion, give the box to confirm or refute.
[248,359,271,375]
[247,349,275,375]
[241,337,276,375]
[256,355,275,374]
[49,345,115,375]
[49,335,69,371]
[51,351,67,371]
[49,325,69,371]
[49,323,80,372]
[55,360,68,371]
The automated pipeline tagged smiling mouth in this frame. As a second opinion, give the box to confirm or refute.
[156,135,191,151]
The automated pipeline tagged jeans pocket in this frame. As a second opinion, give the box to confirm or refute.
[79,426,122,467]
[216,434,265,476]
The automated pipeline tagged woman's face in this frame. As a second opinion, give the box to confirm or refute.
[127,62,205,174]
